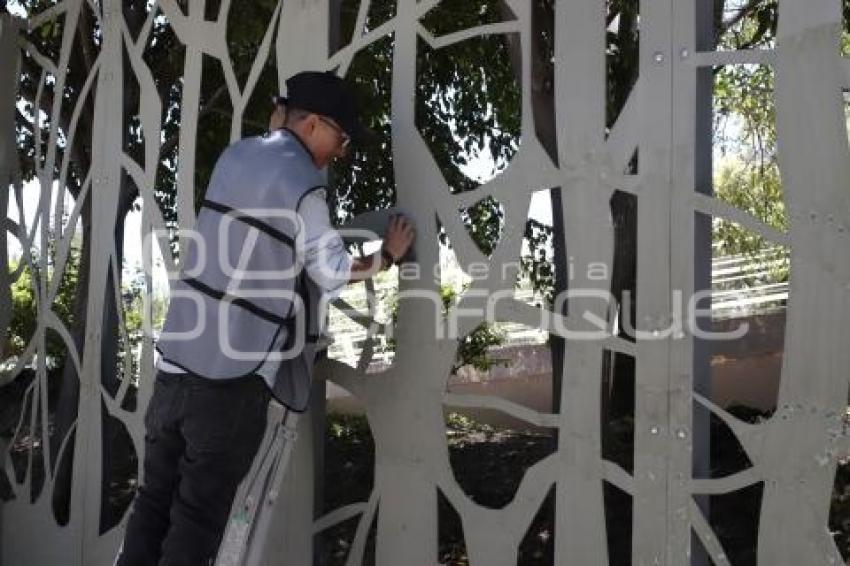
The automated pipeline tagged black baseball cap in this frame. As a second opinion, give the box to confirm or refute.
[274,71,371,144]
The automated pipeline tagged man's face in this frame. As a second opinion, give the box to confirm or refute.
[311,115,350,168]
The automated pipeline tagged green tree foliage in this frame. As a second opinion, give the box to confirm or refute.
[5,240,78,369]
[712,2,785,280]
[713,163,789,285]
[713,164,785,255]
[710,0,850,284]
[439,285,507,373]
[4,243,161,383]
[710,0,850,282]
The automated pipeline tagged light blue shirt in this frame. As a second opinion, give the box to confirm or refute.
[156,134,352,381]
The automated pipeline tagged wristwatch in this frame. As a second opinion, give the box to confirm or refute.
[380,245,397,269]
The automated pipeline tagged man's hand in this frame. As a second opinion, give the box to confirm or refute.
[348,214,415,283]
[382,214,415,263]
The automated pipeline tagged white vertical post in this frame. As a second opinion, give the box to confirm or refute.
[551,1,611,564]
[670,0,711,563]
[633,0,674,563]
[75,0,125,562]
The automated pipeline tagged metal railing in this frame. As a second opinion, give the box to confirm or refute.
[327,250,790,366]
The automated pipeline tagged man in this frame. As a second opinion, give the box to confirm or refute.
[117,71,414,565]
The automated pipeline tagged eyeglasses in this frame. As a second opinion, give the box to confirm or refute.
[317,116,351,150]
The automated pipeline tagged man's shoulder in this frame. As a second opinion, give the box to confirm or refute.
[224,133,319,178]
[225,132,281,157]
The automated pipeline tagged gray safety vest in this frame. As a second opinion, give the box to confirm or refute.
[156,129,325,411]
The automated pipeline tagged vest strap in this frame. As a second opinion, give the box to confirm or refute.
[182,277,294,327]
[202,199,296,248]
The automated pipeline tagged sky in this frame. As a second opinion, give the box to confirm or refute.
[4,2,25,17]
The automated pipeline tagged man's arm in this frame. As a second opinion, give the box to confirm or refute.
[298,192,415,295]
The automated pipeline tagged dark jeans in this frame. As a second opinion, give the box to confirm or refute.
[117,370,271,566]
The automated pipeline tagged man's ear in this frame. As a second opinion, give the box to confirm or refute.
[268,106,286,131]
[304,113,319,134]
